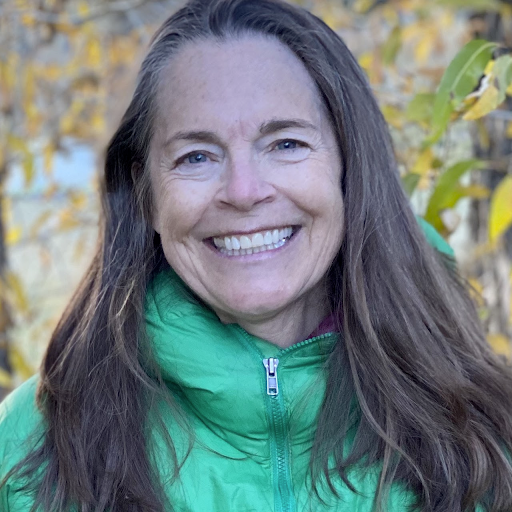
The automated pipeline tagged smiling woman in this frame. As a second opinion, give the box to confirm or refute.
[150,36,343,342]
[2,1,512,511]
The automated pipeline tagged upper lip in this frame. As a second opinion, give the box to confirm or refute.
[205,225,299,239]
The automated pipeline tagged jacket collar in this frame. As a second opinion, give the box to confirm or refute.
[145,268,338,455]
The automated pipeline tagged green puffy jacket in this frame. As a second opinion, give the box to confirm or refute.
[0,220,454,512]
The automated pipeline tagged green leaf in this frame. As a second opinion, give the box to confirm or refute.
[459,184,490,199]
[435,0,501,10]
[382,26,402,66]
[406,93,435,124]
[425,159,483,230]
[402,173,421,197]
[493,54,512,105]
[427,40,496,145]
[489,175,512,243]
[433,184,491,215]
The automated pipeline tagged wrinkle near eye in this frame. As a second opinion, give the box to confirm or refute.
[158,152,175,172]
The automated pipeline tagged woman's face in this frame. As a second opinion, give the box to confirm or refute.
[149,35,344,328]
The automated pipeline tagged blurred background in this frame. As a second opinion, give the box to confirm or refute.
[0,0,511,398]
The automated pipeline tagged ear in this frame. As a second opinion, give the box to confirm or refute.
[131,161,141,185]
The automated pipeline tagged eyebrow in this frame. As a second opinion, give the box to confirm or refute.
[258,118,318,135]
[162,118,318,148]
[163,130,222,148]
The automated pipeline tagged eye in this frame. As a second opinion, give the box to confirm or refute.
[276,140,299,151]
[180,152,209,164]
[273,139,311,154]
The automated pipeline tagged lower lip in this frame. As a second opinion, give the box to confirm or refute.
[205,228,300,260]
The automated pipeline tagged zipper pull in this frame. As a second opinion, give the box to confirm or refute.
[263,358,279,396]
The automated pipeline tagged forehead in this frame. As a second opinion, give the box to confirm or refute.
[154,35,326,139]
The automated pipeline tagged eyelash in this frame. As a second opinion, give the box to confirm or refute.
[174,151,212,167]
[273,139,308,151]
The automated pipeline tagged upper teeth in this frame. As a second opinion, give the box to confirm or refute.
[213,227,293,250]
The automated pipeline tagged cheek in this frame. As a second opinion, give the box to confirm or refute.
[281,159,342,215]
[316,162,343,216]
[298,161,344,246]
[151,176,183,236]
[151,178,212,240]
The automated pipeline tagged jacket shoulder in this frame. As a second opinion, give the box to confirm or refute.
[0,375,45,474]
[416,215,455,259]
[0,375,44,512]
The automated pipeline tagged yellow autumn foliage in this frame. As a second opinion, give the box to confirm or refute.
[463,85,500,120]
[489,176,512,244]
[0,0,511,390]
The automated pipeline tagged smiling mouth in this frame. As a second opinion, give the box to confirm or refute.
[207,226,300,256]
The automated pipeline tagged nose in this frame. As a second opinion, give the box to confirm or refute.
[217,152,275,211]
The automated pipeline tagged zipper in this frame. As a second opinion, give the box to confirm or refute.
[263,358,279,395]
[234,327,336,512]
[263,356,294,512]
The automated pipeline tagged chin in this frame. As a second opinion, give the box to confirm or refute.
[220,290,293,320]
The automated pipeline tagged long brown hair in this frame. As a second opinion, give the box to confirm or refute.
[6,0,512,510]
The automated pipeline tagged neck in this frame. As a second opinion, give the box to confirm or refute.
[218,283,330,349]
